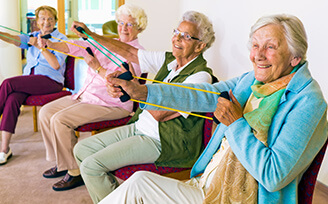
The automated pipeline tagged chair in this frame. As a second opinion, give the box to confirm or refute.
[298,138,328,204]
[23,56,75,132]
[113,112,214,181]
[75,73,148,135]
[102,20,118,38]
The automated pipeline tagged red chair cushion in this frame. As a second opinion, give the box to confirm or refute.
[75,116,132,132]
[24,91,72,106]
[114,113,214,181]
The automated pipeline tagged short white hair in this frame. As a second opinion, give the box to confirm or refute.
[249,14,308,63]
[180,11,215,52]
[115,3,148,33]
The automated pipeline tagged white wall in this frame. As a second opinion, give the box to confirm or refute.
[127,0,328,185]
[0,0,22,81]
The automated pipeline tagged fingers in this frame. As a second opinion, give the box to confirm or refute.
[37,35,47,48]
[229,89,241,107]
[70,21,88,39]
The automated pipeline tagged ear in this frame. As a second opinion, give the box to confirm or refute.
[291,57,302,67]
[195,42,207,53]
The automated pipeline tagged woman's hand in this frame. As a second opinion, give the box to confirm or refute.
[28,36,39,48]
[70,21,91,39]
[214,90,243,126]
[37,35,49,49]
[84,53,100,70]
[106,71,148,101]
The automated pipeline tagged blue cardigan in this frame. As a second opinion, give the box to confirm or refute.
[142,62,328,203]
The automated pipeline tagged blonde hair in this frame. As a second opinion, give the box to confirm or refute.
[35,5,58,22]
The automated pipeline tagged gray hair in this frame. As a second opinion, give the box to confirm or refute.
[248,14,308,64]
[115,3,148,33]
[180,11,215,52]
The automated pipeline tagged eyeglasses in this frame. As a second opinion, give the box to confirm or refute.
[117,21,136,28]
[38,17,55,22]
[173,29,200,41]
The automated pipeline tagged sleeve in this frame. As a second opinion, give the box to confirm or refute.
[138,49,166,74]
[66,40,91,57]
[226,86,328,192]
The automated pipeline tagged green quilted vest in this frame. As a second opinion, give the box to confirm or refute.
[128,52,217,168]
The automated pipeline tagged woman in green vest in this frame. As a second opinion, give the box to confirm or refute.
[72,11,216,203]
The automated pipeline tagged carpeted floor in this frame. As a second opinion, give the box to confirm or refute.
[0,106,93,204]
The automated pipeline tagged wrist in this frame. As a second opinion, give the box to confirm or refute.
[95,66,102,74]
[40,47,47,52]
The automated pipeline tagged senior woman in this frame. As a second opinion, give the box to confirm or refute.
[71,11,216,203]
[37,4,147,191]
[0,5,67,165]
[104,14,327,204]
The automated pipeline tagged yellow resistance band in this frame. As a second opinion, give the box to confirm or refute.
[133,76,221,96]
[131,99,213,120]
[50,36,87,49]
[46,47,84,60]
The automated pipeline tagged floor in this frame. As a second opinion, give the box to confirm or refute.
[313,182,328,204]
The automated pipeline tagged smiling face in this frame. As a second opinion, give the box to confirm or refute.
[171,21,205,66]
[36,9,56,35]
[117,14,141,43]
[250,24,300,83]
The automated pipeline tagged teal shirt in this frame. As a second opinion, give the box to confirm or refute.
[142,62,328,203]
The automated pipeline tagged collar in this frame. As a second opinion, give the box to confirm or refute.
[167,55,199,72]
[285,61,312,94]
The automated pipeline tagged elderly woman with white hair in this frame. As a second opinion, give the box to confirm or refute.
[37,3,147,192]
[103,14,327,203]
[71,11,217,203]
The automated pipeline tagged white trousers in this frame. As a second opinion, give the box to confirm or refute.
[99,171,205,204]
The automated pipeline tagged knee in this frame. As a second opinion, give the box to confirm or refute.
[79,156,104,176]
[39,105,52,123]
[73,142,83,164]
[129,171,152,183]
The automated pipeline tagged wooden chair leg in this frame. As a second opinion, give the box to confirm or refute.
[75,131,80,138]
[33,106,38,132]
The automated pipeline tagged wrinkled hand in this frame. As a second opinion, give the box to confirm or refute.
[214,90,243,126]
[70,21,91,39]
[84,53,100,70]
[106,71,148,101]
[28,36,39,48]
[37,35,48,49]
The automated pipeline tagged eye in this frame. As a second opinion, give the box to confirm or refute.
[184,33,191,40]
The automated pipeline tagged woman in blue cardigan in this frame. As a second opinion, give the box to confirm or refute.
[103,14,327,204]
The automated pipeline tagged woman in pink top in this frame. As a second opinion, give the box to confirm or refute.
[37,3,147,191]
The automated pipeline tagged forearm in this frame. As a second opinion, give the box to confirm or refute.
[148,110,181,122]
[40,49,61,70]
[0,32,21,46]
[47,41,69,53]
[90,32,139,64]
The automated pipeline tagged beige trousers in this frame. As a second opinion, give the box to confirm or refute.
[39,96,130,171]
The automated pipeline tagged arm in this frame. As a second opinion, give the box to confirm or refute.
[33,35,61,70]
[0,31,21,46]
[148,110,181,122]
[38,36,69,53]
[71,21,139,64]
[226,88,328,192]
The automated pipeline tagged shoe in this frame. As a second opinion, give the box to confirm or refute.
[52,173,84,191]
[43,166,68,178]
[0,148,12,165]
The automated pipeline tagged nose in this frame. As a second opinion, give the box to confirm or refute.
[176,33,182,40]
[254,47,266,60]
